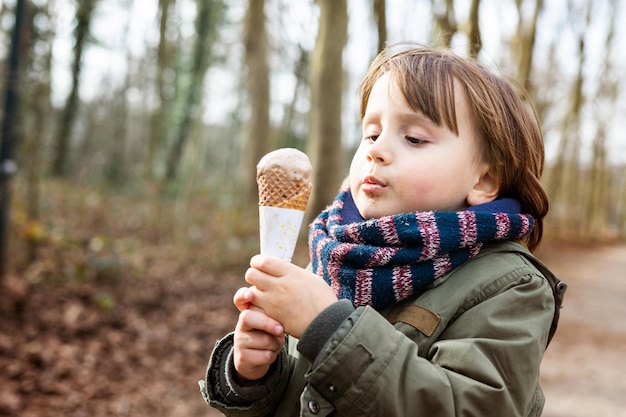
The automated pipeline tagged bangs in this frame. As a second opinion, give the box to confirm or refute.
[359,49,460,135]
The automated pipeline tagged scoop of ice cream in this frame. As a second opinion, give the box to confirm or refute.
[256,148,312,211]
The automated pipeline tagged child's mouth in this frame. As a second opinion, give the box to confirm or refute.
[361,176,386,194]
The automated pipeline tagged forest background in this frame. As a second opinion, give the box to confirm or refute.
[0,0,625,416]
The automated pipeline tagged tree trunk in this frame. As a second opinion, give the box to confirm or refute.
[23,0,54,265]
[0,0,27,279]
[307,0,347,222]
[582,0,617,239]
[513,0,543,92]
[164,0,222,182]
[431,0,456,48]
[584,125,608,238]
[278,45,308,149]
[106,0,133,185]
[373,0,387,54]
[467,0,482,58]
[242,0,270,205]
[51,0,96,177]
[147,0,176,180]
[546,3,589,238]
[617,168,626,238]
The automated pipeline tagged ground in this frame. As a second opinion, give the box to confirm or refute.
[1,242,625,417]
[536,243,626,417]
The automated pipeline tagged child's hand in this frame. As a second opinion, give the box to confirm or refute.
[232,287,285,383]
[245,255,338,338]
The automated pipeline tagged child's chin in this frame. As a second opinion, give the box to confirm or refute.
[357,202,391,220]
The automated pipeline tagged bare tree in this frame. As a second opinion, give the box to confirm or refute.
[242,0,270,205]
[0,0,27,278]
[617,169,626,238]
[51,0,97,177]
[277,44,309,149]
[307,0,348,220]
[147,0,177,180]
[431,0,456,48]
[512,0,544,92]
[21,0,55,264]
[105,0,134,184]
[373,0,387,53]
[164,0,223,181]
[582,0,618,239]
[546,2,591,238]
[467,0,482,58]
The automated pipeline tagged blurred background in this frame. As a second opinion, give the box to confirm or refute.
[0,0,624,416]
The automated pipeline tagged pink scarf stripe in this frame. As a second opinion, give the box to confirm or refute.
[519,215,531,238]
[433,253,452,278]
[344,223,366,244]
[354,269,373,306]
[328,215,343,228]
[310,228,326,270]
[378,216,401,245]
[458,211,478,247]
[469,242,483,258]
[416,212,440,261]
[367,247,400,268]
[328,244,351,296]
[392,265,414,301]
[494,213,511,239]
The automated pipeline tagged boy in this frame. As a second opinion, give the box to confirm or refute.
[200,45,564,417]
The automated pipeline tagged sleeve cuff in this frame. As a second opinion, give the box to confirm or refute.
[202,333,285,407]
[297,299,355,363]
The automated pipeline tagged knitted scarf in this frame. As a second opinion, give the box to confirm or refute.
[308,189,534,311]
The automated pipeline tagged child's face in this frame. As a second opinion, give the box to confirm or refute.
[349,73,492,218]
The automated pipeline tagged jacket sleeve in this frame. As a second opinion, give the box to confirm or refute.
[199,333,290,417]
[299,270,555,417]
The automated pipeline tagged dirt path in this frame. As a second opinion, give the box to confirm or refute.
[2,243,623,417]
[536,243,626,417]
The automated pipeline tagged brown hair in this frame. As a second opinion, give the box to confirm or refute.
[358,45,548,251]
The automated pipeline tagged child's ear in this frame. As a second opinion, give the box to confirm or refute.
[467,166,500,206]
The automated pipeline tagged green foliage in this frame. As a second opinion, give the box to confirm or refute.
[94,291,115,310]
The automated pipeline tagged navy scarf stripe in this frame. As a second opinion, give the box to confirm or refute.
[308,190,534,310]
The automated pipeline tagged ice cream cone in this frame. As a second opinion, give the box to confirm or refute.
[256,148,312,261]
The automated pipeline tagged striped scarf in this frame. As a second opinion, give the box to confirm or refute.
[308,190,534,310]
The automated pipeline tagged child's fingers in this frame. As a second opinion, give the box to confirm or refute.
[233,287,254,311]
[234,327,283,354]
[233,338,283,382]
[233,308,285,381]
[238,308,284,337]
[233,327,284,382]
[244,264,273,287]
[249,254,293,278]
[234,348,277,373]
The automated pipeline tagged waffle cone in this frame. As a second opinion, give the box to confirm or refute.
[257,169,312,211]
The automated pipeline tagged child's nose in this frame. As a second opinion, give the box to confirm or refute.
[366,134,391,164]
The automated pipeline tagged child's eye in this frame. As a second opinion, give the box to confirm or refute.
[406,136,427,145]
[364,135,379,143]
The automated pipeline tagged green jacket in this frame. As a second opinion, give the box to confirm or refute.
[200,241,564,417]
